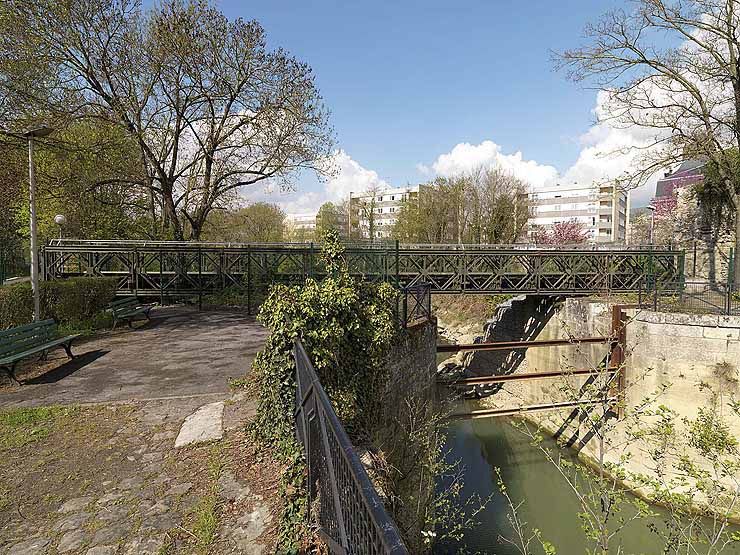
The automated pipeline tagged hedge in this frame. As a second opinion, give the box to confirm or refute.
[0,277,118,329]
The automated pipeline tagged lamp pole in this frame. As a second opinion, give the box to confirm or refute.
[646,204,656,245]
[24,126,54,322]
[54,214,67,240]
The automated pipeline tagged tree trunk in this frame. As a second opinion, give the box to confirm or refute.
[162,183,183,241]
[734,209,740,286]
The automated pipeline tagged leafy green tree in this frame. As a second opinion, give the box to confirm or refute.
[2,120,149,245]
[202,202,285,243]
[0,0,334,240]
[558,0,740,284]
[393,169,530,244]
[315,202,342,238]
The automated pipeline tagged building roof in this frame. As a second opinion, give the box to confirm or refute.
[655,159,705,198]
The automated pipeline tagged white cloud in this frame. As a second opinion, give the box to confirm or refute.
[420,91,665,206]
[244,149,389,216]
[430,140,558,188]
[324,149,389,201]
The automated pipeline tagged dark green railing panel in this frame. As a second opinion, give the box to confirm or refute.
[41,240,683,296]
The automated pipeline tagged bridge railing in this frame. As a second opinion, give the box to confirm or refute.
[0,244,28,284]
[639,280,740,316]
[293,339,408,555]
[399,283,432,327]
[40,239,684,296]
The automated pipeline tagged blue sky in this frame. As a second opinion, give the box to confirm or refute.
[215,1,654,212]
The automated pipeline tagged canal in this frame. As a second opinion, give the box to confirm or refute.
[435,411,740,554]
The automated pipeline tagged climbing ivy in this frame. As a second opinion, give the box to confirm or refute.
[249,230,400,550]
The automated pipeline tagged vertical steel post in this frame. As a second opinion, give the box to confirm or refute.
[309,242,314,279]
[133,247,139,298]
[611,305,627,419]
[247,244,252,315]
[198,246,202,311]
[395,240,400,289]
[159,251,164,307]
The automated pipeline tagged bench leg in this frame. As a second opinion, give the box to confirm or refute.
[1,364,20,386]
[63,341,75,360]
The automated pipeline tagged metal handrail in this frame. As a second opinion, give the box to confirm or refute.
[47,238,682,254]
[293,339,408,554]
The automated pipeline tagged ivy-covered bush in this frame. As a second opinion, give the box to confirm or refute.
[0,277,118,328]
[249,231,399,550]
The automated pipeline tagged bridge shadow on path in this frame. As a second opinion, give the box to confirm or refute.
[22,349,110,385]
[0,306,269,408]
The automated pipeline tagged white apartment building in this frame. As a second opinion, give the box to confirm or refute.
[527,183,630,244]
[286,212,317,232]
[349,186,419,239]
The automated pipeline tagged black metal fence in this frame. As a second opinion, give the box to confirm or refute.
[293,339,408,555]
[0,245,28,284]
[399,283,432,327]
[640,280,740,316]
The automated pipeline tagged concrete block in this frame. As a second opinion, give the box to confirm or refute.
[657,323,705,338]
[174,401,224,447]
[718,315,740,328]
[703,327,740,340]
[663,312,720,327]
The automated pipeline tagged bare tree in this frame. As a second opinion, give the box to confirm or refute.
[1,0,333,239]
[557,0,740,284]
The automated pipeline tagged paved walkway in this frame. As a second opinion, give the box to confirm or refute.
[0,307,277,554]
[0,306,269,407]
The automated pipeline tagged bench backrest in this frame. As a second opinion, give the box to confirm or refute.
[0,320,58,358]
[109,297,139,311]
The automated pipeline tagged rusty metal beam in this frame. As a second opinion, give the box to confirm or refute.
[437,336,614,353]
[439,367,616,385]
[450,398,617,419]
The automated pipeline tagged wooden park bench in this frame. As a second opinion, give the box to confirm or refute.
[108,297,156,329]
[0,320,78,385]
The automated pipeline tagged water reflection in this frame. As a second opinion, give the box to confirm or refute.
[435,415,740,555]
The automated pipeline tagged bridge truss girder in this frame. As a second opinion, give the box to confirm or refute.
[41,241,684,297]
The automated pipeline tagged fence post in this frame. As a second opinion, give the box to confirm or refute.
[247,244,252,316]
[159,251,164,307]
[198,246,202,311]
[402,289,408,328]
[653,284,658,311]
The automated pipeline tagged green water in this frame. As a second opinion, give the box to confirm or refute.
[435,414,740,555]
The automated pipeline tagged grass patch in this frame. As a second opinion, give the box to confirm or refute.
[190,444,225,551]
[0,405,79,449]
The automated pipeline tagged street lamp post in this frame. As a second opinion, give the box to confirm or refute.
[646,204,656,245]
[24,125,54,322]
[54,214,67,240]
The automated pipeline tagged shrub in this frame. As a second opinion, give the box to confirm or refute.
[0,277,118,328]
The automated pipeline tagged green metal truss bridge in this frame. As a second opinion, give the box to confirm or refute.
[41,239,684,299]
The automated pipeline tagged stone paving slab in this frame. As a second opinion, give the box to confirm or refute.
[174,401,225,447]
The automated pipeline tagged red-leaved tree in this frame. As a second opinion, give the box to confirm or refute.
[533,219,590,245]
